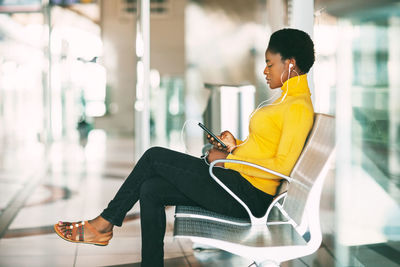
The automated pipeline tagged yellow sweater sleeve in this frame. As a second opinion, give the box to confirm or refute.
[226,103,313,181]
[235,139,244,146]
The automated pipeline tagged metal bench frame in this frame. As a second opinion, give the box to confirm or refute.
[173,113,335,266]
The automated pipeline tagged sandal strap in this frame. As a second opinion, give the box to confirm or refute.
[71,224,78,241]
[83,220,101,235]
[65,228,72,237]
[78,224,84,241]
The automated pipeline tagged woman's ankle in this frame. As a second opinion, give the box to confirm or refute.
[90,216,114,233]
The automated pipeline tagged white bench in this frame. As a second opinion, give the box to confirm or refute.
[173,113,335,266]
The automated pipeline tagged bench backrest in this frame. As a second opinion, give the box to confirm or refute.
[283,113,335,226]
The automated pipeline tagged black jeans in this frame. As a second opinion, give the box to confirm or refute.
[100,147,273,267]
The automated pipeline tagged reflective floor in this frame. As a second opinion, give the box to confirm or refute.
[0,132,396,267]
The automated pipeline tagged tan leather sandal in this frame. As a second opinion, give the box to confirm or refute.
[54,221,112,246]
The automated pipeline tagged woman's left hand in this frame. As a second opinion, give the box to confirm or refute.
[206,148,229,167]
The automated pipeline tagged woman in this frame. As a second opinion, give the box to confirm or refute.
[54,28,315,267]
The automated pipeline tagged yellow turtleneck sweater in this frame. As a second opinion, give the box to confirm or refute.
[225,74,314,195]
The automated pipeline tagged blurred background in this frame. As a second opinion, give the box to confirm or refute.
[0,0,399,266]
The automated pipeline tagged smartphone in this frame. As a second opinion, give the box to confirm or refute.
[198,122,227,148]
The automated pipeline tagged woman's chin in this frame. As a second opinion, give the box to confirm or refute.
[268,84,280,89]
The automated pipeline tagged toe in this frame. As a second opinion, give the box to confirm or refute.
[59,228,66,235]
[57,224,65,232]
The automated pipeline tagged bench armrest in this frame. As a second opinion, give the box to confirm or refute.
[215,159,294,182]
[208,159,292,225]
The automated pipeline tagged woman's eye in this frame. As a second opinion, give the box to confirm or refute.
[267,65,273,68]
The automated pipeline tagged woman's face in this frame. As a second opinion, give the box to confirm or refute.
[263,50,288,89]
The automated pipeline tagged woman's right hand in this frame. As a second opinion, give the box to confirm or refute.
[207,130,236,153]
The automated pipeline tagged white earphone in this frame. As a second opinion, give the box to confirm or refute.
[281,62,294,102]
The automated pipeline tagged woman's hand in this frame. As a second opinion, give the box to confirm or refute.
[207,130,236,153]
[206,148,229,167]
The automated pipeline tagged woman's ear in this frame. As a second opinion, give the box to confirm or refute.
[284,58,295,71]
[288,58,297,71]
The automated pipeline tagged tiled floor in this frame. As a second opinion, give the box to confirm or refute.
[0,132,337,266]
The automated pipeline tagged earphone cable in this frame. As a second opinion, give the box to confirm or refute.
[180,119,198,154]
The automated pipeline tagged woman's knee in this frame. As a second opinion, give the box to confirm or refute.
[142,146,166,160]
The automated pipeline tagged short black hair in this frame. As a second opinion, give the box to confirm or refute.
[267,28,315,73]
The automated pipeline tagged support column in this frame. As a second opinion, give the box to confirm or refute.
[289,0,315,103]
[290,0,314,36]
[266,0,286,32]
[135,0,151,161]
[43,0,53,147]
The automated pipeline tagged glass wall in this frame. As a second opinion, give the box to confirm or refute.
[314,2,400,265]
[0,12,46,159]
[150,75,185,150]
[48,6,103,144]
[0,10,47,216]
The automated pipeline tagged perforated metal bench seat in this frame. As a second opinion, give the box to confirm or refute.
[174,216,307,248]
[175,205,251,225]
[175,205,286,226]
